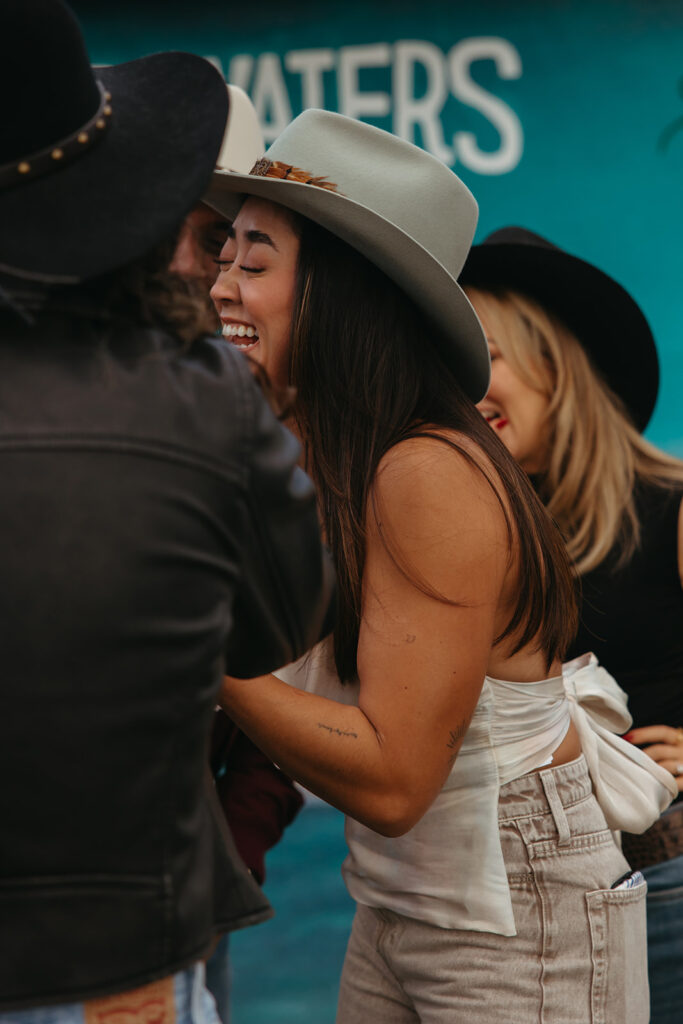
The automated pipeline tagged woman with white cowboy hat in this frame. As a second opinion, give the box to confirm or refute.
[461,227,683,1024]
[0,3,335,1022]
[206,111,674,1022]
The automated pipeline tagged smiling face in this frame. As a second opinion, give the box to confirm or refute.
[467,288,552,475]
[210,197,301,391]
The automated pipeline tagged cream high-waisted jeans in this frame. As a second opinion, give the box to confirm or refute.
[336,756,648,1024]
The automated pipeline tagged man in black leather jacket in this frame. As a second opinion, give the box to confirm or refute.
[0,1,335,1016]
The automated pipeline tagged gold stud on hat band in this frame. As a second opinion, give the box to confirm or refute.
[0,81,113,190]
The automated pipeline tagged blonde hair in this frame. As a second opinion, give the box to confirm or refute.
[466,286,683,575]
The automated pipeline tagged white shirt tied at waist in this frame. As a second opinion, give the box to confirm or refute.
[563,653,676,833]
[275,643,675,936]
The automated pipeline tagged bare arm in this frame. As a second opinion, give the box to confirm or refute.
[220,437,508,836]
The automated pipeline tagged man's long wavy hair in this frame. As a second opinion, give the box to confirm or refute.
[285,217,577,683]
[42,229,218,346]
[465,286,683,575]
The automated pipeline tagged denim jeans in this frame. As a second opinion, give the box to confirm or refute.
[643,852,683,1024]
[205,934,232,1024]
[337,756,648,1023]
[0,963,220,1024]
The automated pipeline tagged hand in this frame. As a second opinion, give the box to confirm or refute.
[624,725,683,792]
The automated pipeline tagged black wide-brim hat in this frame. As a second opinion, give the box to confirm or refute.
[0,0,229,284]
[460,226,659,431]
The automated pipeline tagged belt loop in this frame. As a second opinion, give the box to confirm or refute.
[540,769,571,846]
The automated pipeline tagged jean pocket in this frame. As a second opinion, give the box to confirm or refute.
[586,876,648,1024]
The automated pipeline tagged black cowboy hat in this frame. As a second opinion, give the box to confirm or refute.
[0,0,229,284]
[460,226,659,431]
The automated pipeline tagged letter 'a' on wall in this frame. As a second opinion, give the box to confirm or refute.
[228,37,524,175]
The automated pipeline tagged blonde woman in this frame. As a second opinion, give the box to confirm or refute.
[462,226,683,1024]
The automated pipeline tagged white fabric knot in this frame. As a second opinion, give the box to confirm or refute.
[563,652,676,833]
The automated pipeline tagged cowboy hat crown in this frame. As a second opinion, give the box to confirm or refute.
[1,0,101,166]
[0,0,228,283]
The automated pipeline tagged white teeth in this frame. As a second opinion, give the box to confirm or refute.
[222,323,258,341]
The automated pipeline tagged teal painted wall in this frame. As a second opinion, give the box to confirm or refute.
[73,0,683,452]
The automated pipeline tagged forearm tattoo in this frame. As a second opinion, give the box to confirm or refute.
[318,723,358,738]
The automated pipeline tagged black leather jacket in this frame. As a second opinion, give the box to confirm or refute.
[0,309,335,1009]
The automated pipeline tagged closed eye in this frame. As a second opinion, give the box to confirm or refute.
[213,259,264,274]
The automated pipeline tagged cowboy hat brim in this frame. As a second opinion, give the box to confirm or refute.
[0,52,228,283]
[205,169,490,404]
[460,228,659,430]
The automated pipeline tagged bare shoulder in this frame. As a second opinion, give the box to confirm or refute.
[373,430,505,527]
[368,431,510,595]
[677,494,683,589]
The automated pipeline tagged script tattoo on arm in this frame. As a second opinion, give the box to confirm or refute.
[318,723,358,738]
[446,721,469,766]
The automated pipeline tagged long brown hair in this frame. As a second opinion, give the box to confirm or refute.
[32,229,219,346]
[288,218,577,681]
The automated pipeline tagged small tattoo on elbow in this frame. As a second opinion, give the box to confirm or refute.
[318,723,358,738]
[447,724,467,748]
[446,722,468,764]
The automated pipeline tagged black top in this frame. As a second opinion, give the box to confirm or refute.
[567,481,683,729]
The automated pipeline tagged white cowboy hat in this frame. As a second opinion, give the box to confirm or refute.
[204,108,490,402]
[217,85,264,173]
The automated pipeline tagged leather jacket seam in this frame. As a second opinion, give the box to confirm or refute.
[0,435,243,483]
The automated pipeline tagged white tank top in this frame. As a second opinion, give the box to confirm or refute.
[275,640,675,935]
